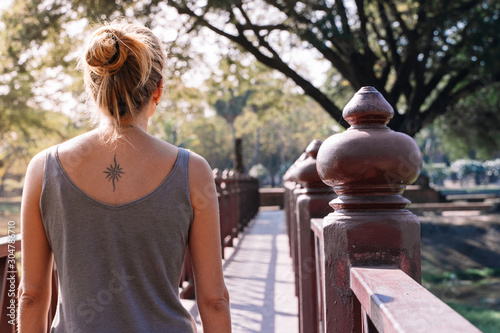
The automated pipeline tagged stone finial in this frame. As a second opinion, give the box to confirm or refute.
[213,168,221,178]
[295,140,325,187]
[343,86,394,125]
[316,87,422,210]
[283,152,308,183]
[305,139,322,158]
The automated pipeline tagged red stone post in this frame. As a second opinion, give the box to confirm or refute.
[315,87,423,332]
[228,170,240,239]
[294,140,336,333]
[223,169,238,247]
[213,169,228,258]
[283,153,306,251]
[282,152,306,286]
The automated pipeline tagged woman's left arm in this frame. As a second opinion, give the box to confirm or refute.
[18,151,54,332]
[187,152,231,333]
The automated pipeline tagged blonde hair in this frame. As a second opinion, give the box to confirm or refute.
[79,21,166,139]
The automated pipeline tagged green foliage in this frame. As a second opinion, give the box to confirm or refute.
[235,92,339,182]
[422,268,500,332]
[0,0,129,186]
[485,160,500,179]
[434,83,500,159]
[248,164,269,182]
[178,115,233,170]
[203,57,340,179]
[450,160,485,179]
[422,159,500,186]
[0,109,87,193]
[207,58,262,128]
[165,0,500,136]
[170,59,340,177]
[422,268,500,284]
[0,203,20,216]
[447,303,500,333]
[0,0,198,191]
[421,162,448,186]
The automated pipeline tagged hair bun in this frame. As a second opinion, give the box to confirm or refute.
[85,29,128,76]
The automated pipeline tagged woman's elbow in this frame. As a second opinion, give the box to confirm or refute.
[18,285,50,312]
[199,289,230,313]
[208,296,230,312]
[19,286,37,306]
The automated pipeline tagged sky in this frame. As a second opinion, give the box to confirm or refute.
[0,0,329,103]
[0,0,13,12]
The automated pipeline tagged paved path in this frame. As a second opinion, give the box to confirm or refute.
[182,210,298,333]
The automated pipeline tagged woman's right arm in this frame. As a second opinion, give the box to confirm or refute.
[19,151,54,332]
[188,153,231,333]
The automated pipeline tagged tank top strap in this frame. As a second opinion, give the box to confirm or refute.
[42,144,61,186]
[177,147,190,184]
[45,144,59,167]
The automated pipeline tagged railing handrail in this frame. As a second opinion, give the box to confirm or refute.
[310,218,323,239]
[350,267,481,333]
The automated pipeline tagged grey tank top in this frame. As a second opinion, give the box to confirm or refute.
[40,145,195,333]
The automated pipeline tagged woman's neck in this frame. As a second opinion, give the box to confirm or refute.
[120,116,149,132]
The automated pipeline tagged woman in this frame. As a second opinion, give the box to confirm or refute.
[19,21,231,332]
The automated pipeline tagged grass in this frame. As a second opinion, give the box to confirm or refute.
[447,302,500,333]
[422,268,500,332]
[422,268,500,284]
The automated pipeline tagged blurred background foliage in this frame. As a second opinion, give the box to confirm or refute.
[0,0,499,194]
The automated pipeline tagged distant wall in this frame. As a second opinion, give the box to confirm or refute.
[260,186,443,208]
[259,188,285,208]
[404,185,445,203]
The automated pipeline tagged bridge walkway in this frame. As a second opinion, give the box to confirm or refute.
[181,209,298,333]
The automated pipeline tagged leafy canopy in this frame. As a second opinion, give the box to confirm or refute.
[165,0,500,136]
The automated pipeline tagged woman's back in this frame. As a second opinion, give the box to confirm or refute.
[57,129,179,206]
[43,131,195,332]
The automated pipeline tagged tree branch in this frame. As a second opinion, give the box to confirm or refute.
[238,24,288,32]
[386,0,411,36]
[335,0,351,35]
[169,2,345,124]
[421,69,475,125]
[376,0,401,69]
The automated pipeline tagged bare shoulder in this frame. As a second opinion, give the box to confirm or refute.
[26,147,51,179]
[188,151,213,180]
[22,146,54,200]
[57,130,99,156]
[148,134,179,156]
[187,150,216,197]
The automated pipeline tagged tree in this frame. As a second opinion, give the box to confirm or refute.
[165,0,500,136]
[213,88,252,146]
[429,83,500,160]
[206,57,285,167]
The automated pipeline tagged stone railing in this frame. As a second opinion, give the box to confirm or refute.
[180,170,259,298]
[284,87,481,332]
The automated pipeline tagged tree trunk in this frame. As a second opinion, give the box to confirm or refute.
[234,138,244,174]
[251,126,260,167]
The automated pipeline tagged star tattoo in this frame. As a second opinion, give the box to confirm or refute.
[103,154,125,192]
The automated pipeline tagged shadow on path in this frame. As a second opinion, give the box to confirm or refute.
[182,210,298,333]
